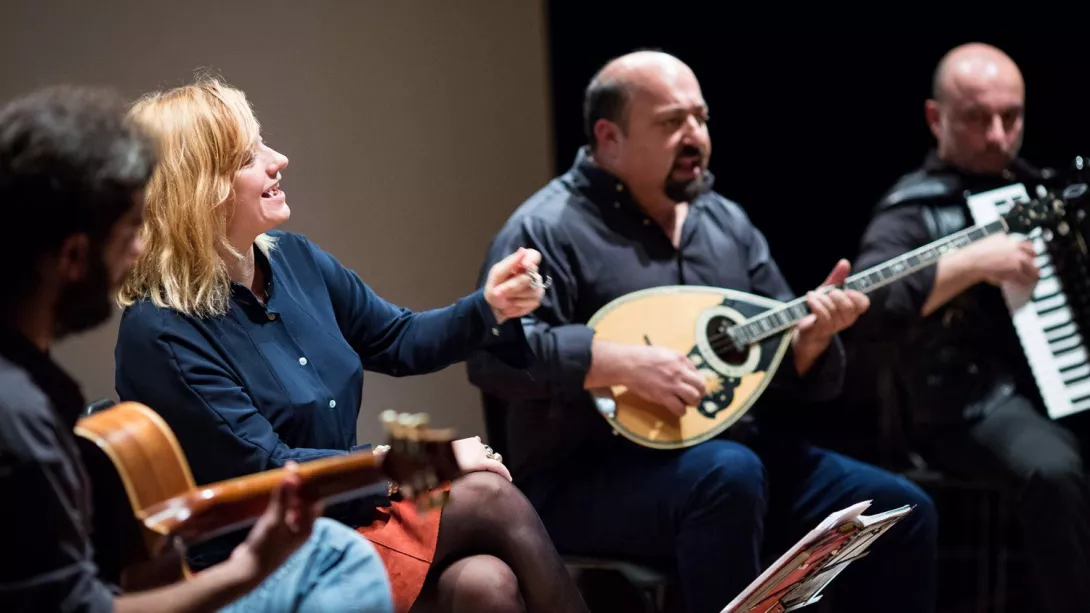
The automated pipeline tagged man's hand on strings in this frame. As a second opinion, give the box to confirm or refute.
[793,259,869,373]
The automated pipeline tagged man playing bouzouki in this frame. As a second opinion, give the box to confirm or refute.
[0,86,394,612]
[468,50,938,613]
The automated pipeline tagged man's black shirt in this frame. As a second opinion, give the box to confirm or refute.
[0,327,115,612]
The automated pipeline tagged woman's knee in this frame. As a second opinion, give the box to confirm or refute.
[449,470,533,521]
[436,554,523,613]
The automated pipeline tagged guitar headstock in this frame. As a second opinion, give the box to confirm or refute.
[378,410,461,511]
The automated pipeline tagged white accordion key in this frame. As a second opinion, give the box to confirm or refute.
[967,183,1090,420]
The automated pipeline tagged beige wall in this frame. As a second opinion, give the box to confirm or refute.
[0,0,553,444]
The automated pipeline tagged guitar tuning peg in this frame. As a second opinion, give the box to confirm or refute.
[379,410,398,427]
[391,413,429,433]
[380,410,404,438]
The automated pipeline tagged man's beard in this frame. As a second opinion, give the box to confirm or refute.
[664,145,708,203]
[665,175,707,203]
[54,255,114,339]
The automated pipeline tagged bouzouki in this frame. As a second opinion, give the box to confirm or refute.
[75,402,460,590]
[587,186,1066,449]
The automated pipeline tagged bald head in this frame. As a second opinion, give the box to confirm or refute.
[583,51,700,148]
[932,43,1024,102]
[595,50,697,90]
[926,43,1025,175]
[581,50,711,208]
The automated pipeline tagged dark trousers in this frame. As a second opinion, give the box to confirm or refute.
[521,435,938,613]
[916,392,1090,613]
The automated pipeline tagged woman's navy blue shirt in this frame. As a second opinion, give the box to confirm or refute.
[114,230,530,550]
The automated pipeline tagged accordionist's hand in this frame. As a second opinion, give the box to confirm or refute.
[970,234,1039,289]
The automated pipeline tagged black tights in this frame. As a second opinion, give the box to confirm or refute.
[409,472,588,613]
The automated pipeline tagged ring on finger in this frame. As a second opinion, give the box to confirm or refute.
[526,270,552,290]
[483,444,503,463]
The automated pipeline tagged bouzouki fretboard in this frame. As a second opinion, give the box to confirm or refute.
[729,219,1009,347]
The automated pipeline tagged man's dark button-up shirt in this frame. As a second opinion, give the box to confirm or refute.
[468,147,845,482]
[0,327,116,613]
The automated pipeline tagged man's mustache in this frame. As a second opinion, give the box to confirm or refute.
[674,146,704,164]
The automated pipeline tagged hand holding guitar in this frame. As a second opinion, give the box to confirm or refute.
[484,247,548,324]
[227,461,320,587]
[794,259,869,374]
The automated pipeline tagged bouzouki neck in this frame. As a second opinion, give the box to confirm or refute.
[729,218,1009,346]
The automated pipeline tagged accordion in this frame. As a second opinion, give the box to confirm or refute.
[966,181,1090,419]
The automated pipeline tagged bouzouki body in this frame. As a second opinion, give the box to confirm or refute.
[588,286,791,449]
[586,187,1068,449]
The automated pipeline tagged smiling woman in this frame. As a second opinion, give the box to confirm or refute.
[229,137,290,251]
[113,74,588,613]
[118,80,279,318]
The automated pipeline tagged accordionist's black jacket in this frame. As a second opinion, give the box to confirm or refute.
[850,150,1049,429]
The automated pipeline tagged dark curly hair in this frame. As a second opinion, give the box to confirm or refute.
[0,85,157,313]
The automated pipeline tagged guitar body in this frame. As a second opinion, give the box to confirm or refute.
[75,402,197,588]
[74,401,459,590]
[587,286,792,449]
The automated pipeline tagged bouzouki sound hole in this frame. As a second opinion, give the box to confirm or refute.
[706,315,747,365]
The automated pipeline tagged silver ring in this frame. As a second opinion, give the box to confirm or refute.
[483,445,503,463]
[526,270,552,290]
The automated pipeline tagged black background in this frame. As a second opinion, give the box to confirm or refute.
[545,11,1090,293]
[543,10,1090,610]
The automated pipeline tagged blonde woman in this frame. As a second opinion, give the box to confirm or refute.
[114,76,588,613]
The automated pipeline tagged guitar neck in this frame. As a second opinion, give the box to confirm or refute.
[140,451,386,545]
[730,218,1009,346]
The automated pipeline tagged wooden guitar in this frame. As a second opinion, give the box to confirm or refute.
[74,402,460,590]
[587,187,1064,449]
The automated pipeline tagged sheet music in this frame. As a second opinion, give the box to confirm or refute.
[781,507,912,610]
[721,502,912,613]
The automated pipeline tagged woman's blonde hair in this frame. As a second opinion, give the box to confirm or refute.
[118,74,275,317]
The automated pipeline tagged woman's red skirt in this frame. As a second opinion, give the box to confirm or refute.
[357,496,444,613]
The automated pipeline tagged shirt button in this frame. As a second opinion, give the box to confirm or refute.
[615,183,624,192]
[613,201,621,209]
[329,400,337,408]
[267,313,277,321]
[492,327,500,336]
[299,357,308,366]
[643,219,651,226]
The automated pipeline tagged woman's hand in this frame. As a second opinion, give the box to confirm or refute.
[452,436,512,481]
[484,247,548,325]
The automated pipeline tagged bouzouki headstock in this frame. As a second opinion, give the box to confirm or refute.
[379,410,462,511]
[1003,186,1069,234]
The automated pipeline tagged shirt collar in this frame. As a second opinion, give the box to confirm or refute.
[230,243,279,320]
[566,145,717,211]
[0,325,85,429]
[921,149,1044,188]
